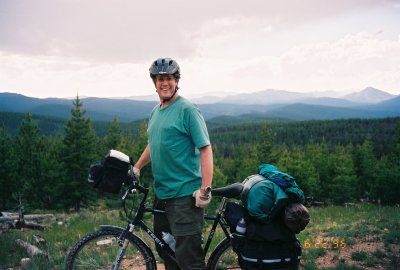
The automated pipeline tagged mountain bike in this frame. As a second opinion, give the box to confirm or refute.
[65,173,244,270]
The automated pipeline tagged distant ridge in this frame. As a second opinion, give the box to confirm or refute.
[343,87,396,103]
[0,86,399,123]
[191,87,397,105]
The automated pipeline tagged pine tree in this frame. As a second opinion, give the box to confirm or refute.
[305,142,330,199]
[61,96,98,211]
[41,135,65,209]
[14,113,45,208]
[373,120,400,204]
[0,128,17,209]
[103,116,122,151]
[389,119,400,165]
[277,146,320,198]
[325,145,357,204]
[353,139,377,200]
[236,144,259,181]
[257,122,277,164]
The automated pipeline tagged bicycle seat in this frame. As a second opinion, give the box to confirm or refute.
[211,183,243,199]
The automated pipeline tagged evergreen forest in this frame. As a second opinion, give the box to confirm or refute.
[1,97,400,212]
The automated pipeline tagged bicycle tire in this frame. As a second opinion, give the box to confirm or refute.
[66,230,156,270]
[206,237,241,270]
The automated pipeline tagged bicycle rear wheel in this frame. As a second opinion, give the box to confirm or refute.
[66,229,156,270]
[207,238,241,270]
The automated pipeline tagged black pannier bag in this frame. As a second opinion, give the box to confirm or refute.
[224,202,247,254]
[225,201,302,269]
[238,218,301,270]
[224,201,245,231]
[88,149,131,194]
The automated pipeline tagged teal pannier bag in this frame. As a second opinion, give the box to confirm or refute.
[258,164,305,204]
[241,174,289,223]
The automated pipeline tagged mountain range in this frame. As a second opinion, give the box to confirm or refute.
[0,87,399,124]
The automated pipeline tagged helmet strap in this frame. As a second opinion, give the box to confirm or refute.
[161,86,178,103]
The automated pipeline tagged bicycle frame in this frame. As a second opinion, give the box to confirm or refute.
[99,180,234,269]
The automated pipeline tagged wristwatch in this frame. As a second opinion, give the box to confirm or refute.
[201,186,212,193]
[200,186,212,199]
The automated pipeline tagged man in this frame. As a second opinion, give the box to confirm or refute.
[133,57,213,270]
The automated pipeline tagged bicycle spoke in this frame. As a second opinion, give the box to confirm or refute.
[207,239,241,270]
[66,230,155,270]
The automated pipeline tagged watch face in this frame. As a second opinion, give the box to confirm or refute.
[203,186,212,193]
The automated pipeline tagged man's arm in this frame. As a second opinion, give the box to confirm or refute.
[199,144,213,189]
[133,145,151,175]
[193,144,213,208]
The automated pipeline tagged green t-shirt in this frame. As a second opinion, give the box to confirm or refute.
[148,96,210,199]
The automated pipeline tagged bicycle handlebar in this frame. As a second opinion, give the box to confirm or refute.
[125,164,244,200]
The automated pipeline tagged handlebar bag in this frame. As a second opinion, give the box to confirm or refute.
[88,149,131,194]
[88,161,104,188]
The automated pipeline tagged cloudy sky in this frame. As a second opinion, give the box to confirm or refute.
[1,0,400,99]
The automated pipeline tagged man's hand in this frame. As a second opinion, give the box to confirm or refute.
[132,166,140,178]
[192,189,211,208]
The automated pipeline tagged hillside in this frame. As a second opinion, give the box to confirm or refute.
[2,111,397,159]
[1,88,399,122]
[0,112,142,137]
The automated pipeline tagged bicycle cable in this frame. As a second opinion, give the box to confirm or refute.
[121,187,137,222]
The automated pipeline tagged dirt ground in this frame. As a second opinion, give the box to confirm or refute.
[312,233,399,270]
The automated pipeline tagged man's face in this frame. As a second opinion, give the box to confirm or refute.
[155,74,178,100]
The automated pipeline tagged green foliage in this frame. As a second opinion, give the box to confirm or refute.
[372,156,400,204]
[1,111,400,210]
[383,226,400,246]
[372,249,386,258]
[329,263,365,270]
[353,139,378,198]
[1,204,397,269]
[351,251,368,261]
[298,205,399,269]
[325,145,357,204]
[257,122,277,164]
[14,113,46,208]
[102,116,122,152]
[40,135,65,209]
[59,96,99,211]
[0,128,17,209]
[277,146,320,197]
[210,117,399,158]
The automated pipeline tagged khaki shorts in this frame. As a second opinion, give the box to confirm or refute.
[154,196,205,270]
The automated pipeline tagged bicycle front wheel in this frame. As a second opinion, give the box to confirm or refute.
[66,229,156,270]
[207,238,241,270]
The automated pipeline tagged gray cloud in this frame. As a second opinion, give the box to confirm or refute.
[0,0,384,63]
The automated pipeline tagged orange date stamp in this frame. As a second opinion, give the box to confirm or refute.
[303,237,346,249]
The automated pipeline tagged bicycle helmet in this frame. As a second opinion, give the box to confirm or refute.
[149,57,181,80]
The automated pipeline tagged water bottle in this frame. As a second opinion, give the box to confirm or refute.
[232,218,246,251]
[235,218,247,235]
[162,232,176,251]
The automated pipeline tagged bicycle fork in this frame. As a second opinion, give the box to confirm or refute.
[110,224,135,270]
